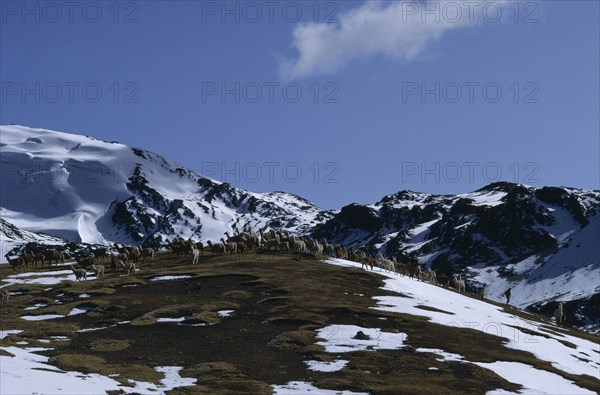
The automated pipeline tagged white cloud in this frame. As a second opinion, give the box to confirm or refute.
[280,0,507,79]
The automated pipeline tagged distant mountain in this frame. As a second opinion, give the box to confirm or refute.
[0,125,333,248]
[0,215,65,259]
[313,182,600,333]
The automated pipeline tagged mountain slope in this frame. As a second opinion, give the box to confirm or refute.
[0,125,333,247]
[2,125,598,333]
[313,183,600,332]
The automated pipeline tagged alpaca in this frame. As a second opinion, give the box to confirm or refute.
[76,257,95,268]
[242,235,259,250]
[0,289,9,305]
[33,254,45,268]
[395,261,408,276]
[426,269,437,284]
[141,248,155,260]
[361,256,373,271]
[305,239,317,253]
[477,284,487,300]
[264,239,281,251]
[121,261,136,275]
[129,249,141,263]
[207,240,225,255]
[45,249,64,265]
[236,242,246,254]
[168,240,190,256]
[90,264,105,279]
[322,240,334,257]
[452,274,465,293]
[124,246,141,256]
[71,266,87,281]
[414,265,422,281]
[377,254,395,273]
[554,302,565,324]
[92,247,108,261]
[278,241,290,252]
[436,274,450,288]
[5,255,24,272]
[221,238,237,254]
[407,265,421,280]
[110,256,120,272]
[225,231,252,244]
[270,229,280,242]
[335,245,347,260]
[191,246,200,264]
[292,238,306,253]
[21,250,34,268]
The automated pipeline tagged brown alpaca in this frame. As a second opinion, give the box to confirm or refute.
[0,289,9,304]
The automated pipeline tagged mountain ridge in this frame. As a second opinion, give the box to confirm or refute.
[1,125,599,333]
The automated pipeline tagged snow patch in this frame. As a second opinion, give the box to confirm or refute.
[316,324,407,353]
[304,359,349,372]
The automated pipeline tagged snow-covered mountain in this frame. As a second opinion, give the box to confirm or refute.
[0,125,333,250]
[313,183,600,332]
[2,125,598,332]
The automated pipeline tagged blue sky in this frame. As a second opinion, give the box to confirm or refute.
[1,0,598,209]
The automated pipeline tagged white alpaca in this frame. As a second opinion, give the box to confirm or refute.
[90,264,105,279]
[453,274,465,293]
[191,246,200,264]
[291,238,306,253]
[427,269,437,284]
[377,254,395,273]
[554,302,565,324]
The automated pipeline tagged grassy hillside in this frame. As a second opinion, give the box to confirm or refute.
[1,251,598,394]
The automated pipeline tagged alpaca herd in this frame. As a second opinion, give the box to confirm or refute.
[169,230,337,258]
[4,249,66,272]
[1,244,148,287]
[1,232,570,326]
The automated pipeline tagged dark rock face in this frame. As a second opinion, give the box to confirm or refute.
[313,184,597,270]
[105,158,333,247]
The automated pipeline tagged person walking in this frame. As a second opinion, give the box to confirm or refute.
[503,287,513,305]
